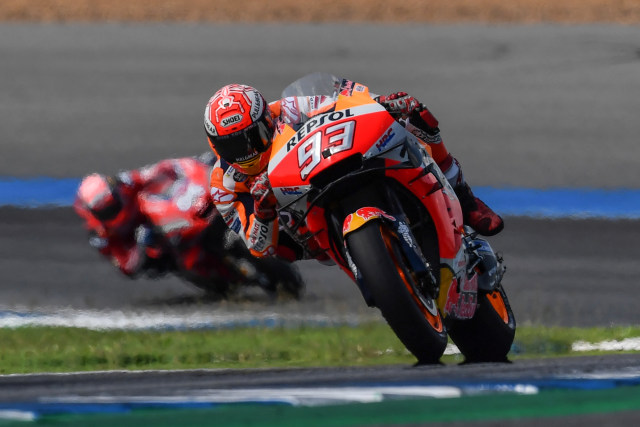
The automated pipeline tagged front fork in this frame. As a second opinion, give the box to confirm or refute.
[342,205,438,307]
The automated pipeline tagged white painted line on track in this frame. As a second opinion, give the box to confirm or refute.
[572,337,640,352]
[0,410,37,421]
[35,383,541,408]
[41,385,462,406]
[0,308,377,330]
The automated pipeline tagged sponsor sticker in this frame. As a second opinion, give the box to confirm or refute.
[250,221,271,251]
[375,128,395,152]
[444,276,478,319]
[250,90,263,120]
[285,109,355,152]
[232,169,248,182]
[210,187,235,204]
[340,79,355,96]
[229,216,242,233]
[221,114,243,127]
[280,186,303,196]
[355,207,395,222]
[204,106,218,136]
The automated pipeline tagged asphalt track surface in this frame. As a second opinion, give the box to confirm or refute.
[1,23,640,425]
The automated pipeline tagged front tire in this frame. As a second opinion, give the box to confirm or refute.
[346,221,448,364]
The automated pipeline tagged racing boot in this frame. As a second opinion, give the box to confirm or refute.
[445,156,504,236]
[403,109,503,236]
[454,181,504,236]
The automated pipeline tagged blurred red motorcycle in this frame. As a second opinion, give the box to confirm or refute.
[76,155,303,298]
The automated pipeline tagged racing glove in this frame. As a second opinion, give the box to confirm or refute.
[377,92,443,144]
[375,92,422,119]
[250,171,278,222]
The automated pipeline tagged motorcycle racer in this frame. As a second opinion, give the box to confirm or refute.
[74,164,179,279]
[204,79,504,259]
[74,154,302,296]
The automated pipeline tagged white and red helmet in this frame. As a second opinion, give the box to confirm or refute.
[76,173,128,226]
[204,84,274,175]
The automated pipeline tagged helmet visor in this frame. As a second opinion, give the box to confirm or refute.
[210,117,272,165]
[91,195,123,223]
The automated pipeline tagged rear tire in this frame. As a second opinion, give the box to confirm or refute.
[445,285,516,363]
[346,221,448,364]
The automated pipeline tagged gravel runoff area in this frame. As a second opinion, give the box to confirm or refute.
[0,0,639,24]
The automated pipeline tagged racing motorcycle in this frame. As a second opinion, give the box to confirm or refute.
[268,73,515,363]
[137,156,303,298]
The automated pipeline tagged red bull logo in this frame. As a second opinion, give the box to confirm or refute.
[355,207,396,221]
[342,213,354,235]
[444,276,477,319]
[342,207,396,236]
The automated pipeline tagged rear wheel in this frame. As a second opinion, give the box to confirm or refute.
[445,284,516,363]
[346,221,448,364]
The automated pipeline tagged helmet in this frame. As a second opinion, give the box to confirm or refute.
[76,173,126,225]
[204,84,274,175]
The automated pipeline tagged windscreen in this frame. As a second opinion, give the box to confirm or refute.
[281,72,341,98]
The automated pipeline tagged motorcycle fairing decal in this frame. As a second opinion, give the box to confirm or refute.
[272,183,312,215]
[362,120,410,162]
[343,250,375,306]
[396,221,419,250]
[342,207,396,237]
[437,263,478,320]
[296,118,356,180]
[268,103,389,185]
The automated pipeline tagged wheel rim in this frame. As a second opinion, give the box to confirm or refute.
[380,227,444,333]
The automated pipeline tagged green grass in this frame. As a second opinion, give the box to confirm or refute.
[0,323,638,374]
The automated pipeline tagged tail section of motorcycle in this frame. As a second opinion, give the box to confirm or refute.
[445,233,516,363]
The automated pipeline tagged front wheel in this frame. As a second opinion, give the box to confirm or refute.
[346,221,448,364]
[445,284,516,363]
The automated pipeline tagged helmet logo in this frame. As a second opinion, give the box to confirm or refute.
[217,95,243,112]
[250,91,263,120]
[221,113,243,127]
[215,86,247,122]
[204,104,217,136]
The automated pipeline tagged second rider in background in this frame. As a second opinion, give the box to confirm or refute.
[74,154,303,297]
